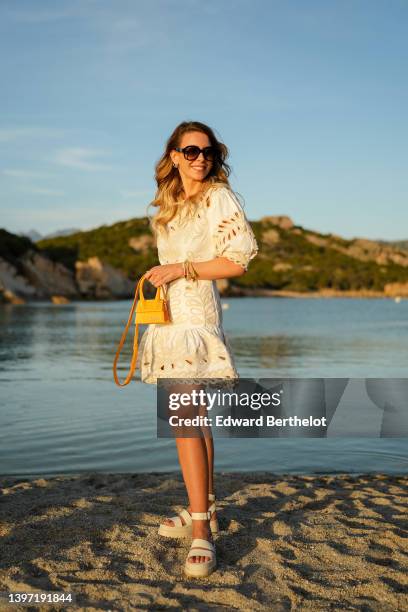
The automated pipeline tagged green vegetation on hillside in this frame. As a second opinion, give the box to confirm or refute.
[37,218,158,281]
[238,221,408,291]
[21,217,408,292]
[0,229,36,261]
[0,228,37,276]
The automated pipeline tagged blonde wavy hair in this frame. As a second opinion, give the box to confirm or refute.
[147,121,232,237]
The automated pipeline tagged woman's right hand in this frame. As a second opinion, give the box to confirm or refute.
[145,263,184,288]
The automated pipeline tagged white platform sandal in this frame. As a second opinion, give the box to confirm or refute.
[184,511,217,578]
[158,493,218,538]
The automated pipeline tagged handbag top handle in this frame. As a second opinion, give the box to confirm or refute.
[138,273,167,303]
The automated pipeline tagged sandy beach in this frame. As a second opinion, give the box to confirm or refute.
[0,472,407,611]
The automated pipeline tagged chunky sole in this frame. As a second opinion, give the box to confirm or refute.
[184,559,217,578]
[158,518,219,539]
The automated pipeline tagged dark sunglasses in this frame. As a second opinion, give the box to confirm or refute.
[174,145,217,162]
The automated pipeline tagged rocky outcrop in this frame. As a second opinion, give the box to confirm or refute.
[51,295,70,304]
[75,257,134,299]
[305,234,328,248]
[384,282,408,297]
[347,239,408,267]
[0,250,134,303]
[261,215,294,230]
[273,262,293,272]
[128,235,154,252]
[261,228,280,246]
[21,251,79,297]
[0,251,79,302]
[302,233,408,267]
[0,257,37,300]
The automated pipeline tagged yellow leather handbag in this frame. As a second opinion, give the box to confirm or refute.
[113,273,171,387]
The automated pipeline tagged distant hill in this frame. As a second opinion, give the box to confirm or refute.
[19,227,81,243]
[21,229,43,242]
[37,217,156,280]
[2,215,408,302]
[377,239,408,252]
[35,214,408,293]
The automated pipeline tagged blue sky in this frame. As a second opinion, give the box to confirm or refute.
[1,0,407,240]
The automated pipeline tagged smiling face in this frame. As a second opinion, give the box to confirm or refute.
[171,130,213,185]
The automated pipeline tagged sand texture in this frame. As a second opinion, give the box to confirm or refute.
[0,472,407,611]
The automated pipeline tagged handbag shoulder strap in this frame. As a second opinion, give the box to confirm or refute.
[112,274,145,387]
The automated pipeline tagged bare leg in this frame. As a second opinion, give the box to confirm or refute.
[162,382,215,563]
[162,387,217,525]
[175,436,212,563]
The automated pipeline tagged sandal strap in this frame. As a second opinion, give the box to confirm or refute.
[191,537,215,551]
[208,493,216,502]
[208,501,216,515]
[170,515,183,527]
[166,502,215,528]
[165,508,192,528]
[191,511,211,520]
[187,538,215,560]
[179,508,192,525]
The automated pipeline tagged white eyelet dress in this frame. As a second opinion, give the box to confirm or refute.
[136,185,259,385]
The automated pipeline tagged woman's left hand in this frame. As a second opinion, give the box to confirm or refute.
[144,263,184,288]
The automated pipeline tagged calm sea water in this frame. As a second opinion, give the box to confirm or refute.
[0,297,407,478]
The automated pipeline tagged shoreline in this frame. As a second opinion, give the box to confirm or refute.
[227,287,399,298]
[1,289,404,305]
[1,471,406,610]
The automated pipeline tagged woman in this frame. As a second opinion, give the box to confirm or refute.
[138,121,258,577]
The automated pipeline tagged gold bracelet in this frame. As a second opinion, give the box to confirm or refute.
[184,259,198,282]
[183,259,189,279]
[190,261,198,281]
[185,259,192,280]
[189,261,198,281]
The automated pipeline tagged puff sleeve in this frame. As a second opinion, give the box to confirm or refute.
[207,187,259,271]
